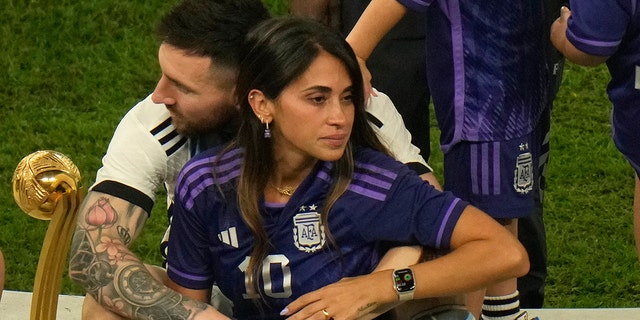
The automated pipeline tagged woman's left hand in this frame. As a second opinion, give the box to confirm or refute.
[281,271,396,320]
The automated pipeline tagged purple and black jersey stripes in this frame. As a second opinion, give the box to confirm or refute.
[167,147,467,319]
[397,0,559,152]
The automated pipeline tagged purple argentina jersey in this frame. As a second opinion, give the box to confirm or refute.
[167,147,467,319]
[566,0,640,173]
[398,0,558,151]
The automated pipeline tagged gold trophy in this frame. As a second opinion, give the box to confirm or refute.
[12,150,85,320]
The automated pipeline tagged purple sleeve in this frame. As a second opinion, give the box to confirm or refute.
[166,178,216,290]
[396,180,467,249]
[566,0,632,56]
[357,171,468,250]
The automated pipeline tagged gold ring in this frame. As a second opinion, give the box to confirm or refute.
[322,309,331,319]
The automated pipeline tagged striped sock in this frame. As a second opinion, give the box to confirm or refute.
[481,290,521,320]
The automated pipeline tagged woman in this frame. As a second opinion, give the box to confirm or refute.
[166,17,528,320]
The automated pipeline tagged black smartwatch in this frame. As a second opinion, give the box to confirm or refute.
[392,268,415,301]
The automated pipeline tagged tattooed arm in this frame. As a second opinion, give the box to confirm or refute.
[69,191,229,319]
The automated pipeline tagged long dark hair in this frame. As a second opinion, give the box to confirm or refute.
[227,16,389,300]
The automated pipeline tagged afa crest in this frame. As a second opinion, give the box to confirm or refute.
[292,206,325,253]
[513,152,533,194]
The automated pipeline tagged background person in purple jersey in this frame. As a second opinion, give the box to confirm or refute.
[166,16,528,320]
[551,2,640,259]
[346,0,565,318]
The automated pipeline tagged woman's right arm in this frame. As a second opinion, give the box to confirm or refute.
[282,205,529,320]
[410,205,530,296]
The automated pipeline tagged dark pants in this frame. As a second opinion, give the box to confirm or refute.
[517,207,547,307]
[517,105,552,308]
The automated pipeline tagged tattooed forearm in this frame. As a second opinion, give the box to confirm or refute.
[69,228,114,293]
[109,265,209,319]
[114,281,211,319]
[69,193,219,319]
[69,226,210,318]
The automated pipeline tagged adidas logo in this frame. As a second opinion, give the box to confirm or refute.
[218,227,238,248]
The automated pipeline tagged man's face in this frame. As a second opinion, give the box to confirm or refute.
[152,43,237,136]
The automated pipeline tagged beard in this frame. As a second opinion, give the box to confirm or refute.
[170,106,239,137]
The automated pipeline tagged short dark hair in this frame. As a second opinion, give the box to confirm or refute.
[156,0,270,70]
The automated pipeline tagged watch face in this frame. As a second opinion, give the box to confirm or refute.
[394,268,415,292]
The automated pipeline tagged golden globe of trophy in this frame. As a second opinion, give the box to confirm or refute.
[12,150,85,320]
[13,150,82,220]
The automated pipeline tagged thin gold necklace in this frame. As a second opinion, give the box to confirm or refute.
[270,183,296,197]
